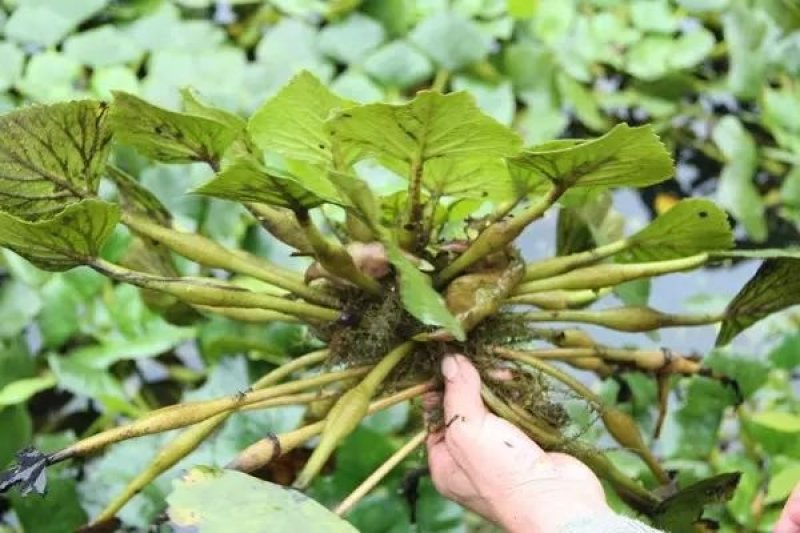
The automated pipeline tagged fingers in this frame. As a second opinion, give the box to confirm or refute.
[775,483,800,533]
[441,354,487,428]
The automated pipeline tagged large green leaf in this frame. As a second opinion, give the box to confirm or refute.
[0,101,112,220]
[716,258,800,346]
[507,123,673,189]
[712,116,767,242]
[422,157,515,201]
[0,199,120,271]
[385,243,465,341]
[109,91,240,168]
[327,91,521,187]
[619,199,734,262]
[248,71,352,166]
[166,467,358,533]
[193,156,333,210]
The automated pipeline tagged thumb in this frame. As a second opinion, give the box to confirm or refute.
[441,354,487,428]
[775,483,800,533]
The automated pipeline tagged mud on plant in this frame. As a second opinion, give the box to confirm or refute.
[0,71,799,530]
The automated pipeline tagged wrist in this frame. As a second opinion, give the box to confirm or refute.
[490,489,615,533]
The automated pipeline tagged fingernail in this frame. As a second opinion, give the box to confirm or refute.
[442,356,459,380]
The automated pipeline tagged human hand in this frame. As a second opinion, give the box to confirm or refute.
[424,354,614,533]
[775,483,800,533]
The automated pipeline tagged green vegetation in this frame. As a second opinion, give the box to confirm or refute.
[0,1,798,532]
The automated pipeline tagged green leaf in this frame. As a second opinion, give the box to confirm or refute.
[744,411,800,458]
[106,165,172,225]
[0,281,42,339]
[762,86,800,154]
[385,244,465,341]
[712,116,767,242]
[768,333,800,370]
[193,156,332,210]
[619,199,733,262]
[423,157,515,202]
[166,467,358,532]
[180,89,247,134]
[667,378,738,459]
[556,207,595,256]
[748,411,800,433]
[248,71,352,167]
[3,6,72,47]
[766,462,800,504]
[363,41,433,90]
[704,350,769,399]
[409,11,492,71]
[716,258,800,346]
[614,279,651,307]
[48,354,132,412]
[723,3,778,99]
[109,92,240,168]
[37,276,85,348]
[0,374,56,407]
[318,13,385,64]
[0,101,112,220]
[508,124,673,189]
[0,199,120,271]
[11,477,87,533]
[0,406,32,469]
[327,91,521,179]
[0,42,25,93]
[63,25,144,68]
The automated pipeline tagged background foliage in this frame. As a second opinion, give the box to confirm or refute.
[0,0,798,531]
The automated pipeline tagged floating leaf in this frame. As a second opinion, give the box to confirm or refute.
[327,91,521,180]
[0,199,120,271]
[362,41,433,90]
[248,71,352,166]
[318,13,385,65]
[619,199,733,262]
[651,472,741,531]
[409,11,492,71]
[0,375,57,407]
[712,116,767,242]
[166,467,358,532]
[109,91,240,168]
[0,101,112,220]
[716,258,800,346]
[62,25,143,68]
[508,123,673,189]
[385,244,465,341]
[0,447,49,496]
[193,156,333,210]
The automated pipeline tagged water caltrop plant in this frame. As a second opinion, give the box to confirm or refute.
[0,71,798,531]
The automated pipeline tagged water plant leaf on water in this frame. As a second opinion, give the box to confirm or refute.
[0,70,796,531]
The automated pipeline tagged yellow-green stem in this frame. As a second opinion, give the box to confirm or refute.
[335,430,427,516]
[293,341,415,488]
[520,306,724,332]
[50,366,368,463]
[297,212,382,294]
[121,212,337,307]
[515,254,709,294]
[522,240,630,282]
[193,305,300,323]
[245,202,312,253]
[228,382,429,472]
[496,349,669,484]
[437,185,564,286]
[90,259,340,322]
[505,288,611,309]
